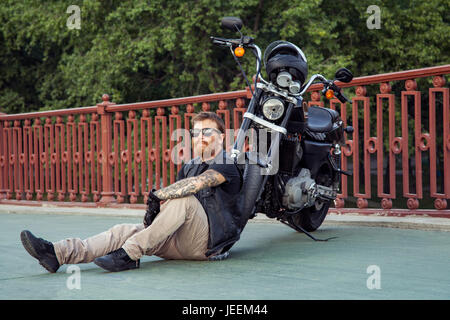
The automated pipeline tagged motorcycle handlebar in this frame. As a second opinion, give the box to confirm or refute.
[334,88,350,103]
[211,35,350,104]
[210,36,241,47]
[211,35,263,84]
[329,82,350,103]
[210,36,255,47]
[211,34,351,104]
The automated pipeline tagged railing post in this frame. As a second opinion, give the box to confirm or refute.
[429,75,449,209]
[401,80,422,209]
[0,116,6,200]
[97,94,116,205]
[353,86,371,209]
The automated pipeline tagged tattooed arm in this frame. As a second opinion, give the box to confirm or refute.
[154,169,226,200]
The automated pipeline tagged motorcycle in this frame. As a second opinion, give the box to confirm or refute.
[211,17,354,240]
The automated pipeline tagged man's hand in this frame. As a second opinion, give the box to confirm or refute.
[143,169,226,227]
[143,190,161,228]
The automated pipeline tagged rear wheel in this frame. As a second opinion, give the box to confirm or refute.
[291,200,331,231]
[288,163,334,232]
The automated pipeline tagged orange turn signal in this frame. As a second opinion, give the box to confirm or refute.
[234,46,245,57]
[325,89,334,99]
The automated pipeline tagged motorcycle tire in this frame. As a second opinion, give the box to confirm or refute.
[289,162,333,232]
[290,200,331,232]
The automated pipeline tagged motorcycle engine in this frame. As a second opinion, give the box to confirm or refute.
[282,168,317,210]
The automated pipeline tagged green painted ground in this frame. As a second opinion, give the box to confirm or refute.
[0,212,449,300]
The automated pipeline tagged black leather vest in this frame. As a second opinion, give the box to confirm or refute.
[182,157,242,257]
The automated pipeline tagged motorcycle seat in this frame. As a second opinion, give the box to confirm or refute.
[306,106,340,132]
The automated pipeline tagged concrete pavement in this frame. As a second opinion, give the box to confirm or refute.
[0,205,449,300]
[1,204,450,231]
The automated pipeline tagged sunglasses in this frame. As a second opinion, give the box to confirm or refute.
[189,128,222,137]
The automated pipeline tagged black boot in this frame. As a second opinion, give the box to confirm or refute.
[94,248,140,272]
[20,230,60,273]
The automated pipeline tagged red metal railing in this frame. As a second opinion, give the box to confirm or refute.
[0,65,449,217]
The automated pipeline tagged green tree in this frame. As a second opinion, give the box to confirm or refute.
[0,0,448,114]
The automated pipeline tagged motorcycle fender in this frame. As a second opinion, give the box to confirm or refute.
[301,140,332,177]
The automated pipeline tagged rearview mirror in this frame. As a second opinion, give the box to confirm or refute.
[335,68,353,83]
[221,17,243,32]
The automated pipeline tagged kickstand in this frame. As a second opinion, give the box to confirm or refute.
[280,219,338,242]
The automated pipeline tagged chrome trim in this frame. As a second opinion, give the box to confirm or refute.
[255,82,297,104]
[253,44,262,74]
[297,74,328,96]
[243,112,287,135]
[257,74,270,86]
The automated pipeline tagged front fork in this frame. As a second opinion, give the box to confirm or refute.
[231,88,302,172]
[232,89,303,216]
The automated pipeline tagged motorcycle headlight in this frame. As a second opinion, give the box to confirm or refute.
[262,98,285,121]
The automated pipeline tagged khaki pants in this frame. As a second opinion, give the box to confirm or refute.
[53,195,210,265]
